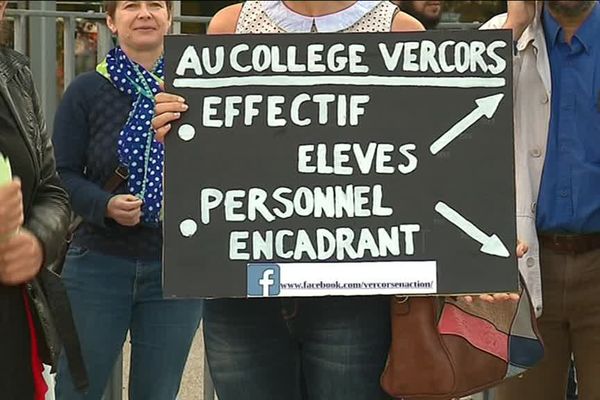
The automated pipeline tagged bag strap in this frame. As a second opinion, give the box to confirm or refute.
[103,165,130,194]
[68,165,129,236]
[37,269,89,391]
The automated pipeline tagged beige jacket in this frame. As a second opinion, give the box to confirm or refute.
[482,6,551,317]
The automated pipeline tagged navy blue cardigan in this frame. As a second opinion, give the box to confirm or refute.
[53,71,161,261]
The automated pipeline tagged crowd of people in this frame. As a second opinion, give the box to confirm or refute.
[0,0,598,399]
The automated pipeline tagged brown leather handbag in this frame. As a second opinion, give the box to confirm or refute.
[380,282,543,400]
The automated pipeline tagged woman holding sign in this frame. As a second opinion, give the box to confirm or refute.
[0,0,78,398]
[52,1,202,399]
[153,1,529,400]
[152,2,424,400]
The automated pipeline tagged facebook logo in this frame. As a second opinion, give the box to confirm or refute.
[247,264,281,297]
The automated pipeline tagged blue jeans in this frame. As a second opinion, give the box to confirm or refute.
[203,296,391,400]
[55,247,203,400]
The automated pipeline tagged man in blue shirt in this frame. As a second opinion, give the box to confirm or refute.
[537,2,600,234]
[485,1,600,399]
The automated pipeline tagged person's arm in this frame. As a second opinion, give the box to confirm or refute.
[502,0,537,42]
[22,66,70,270]
[52,75,113,228]
[391,10,425,32]
[481,1,537,41]
[206,3,243,35]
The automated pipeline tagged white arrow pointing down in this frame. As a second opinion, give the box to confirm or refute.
[430,93,505,155]
[434,201,510,258]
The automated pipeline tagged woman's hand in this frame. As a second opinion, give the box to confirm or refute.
[0,179,23,240]
[462,292,520,304]
[460,241,529,304]
[516,240,529,258]
[106,194,143,227]
[152,92,188,143]
[0,180,43,285]
[0,229,44,285]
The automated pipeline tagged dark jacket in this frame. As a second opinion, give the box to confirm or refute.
[0,47,87,391]
[53,71,162,262]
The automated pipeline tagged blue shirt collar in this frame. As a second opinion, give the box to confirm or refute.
[543,2,599,53]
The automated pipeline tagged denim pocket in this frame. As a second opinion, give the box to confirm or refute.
[66,245,89,258]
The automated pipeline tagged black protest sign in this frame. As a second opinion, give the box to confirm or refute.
[163,29,516,298]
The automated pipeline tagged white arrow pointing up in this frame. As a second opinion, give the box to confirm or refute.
[434,201,510,258]
[430,93,505,155]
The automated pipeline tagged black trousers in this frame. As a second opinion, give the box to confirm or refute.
[0,285,35,400]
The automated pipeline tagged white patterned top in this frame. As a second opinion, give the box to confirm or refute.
[235,0,398,34]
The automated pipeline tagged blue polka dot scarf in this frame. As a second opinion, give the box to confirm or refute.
[97,46,164,224]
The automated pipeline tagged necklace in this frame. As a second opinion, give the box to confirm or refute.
[131,61,157,202]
